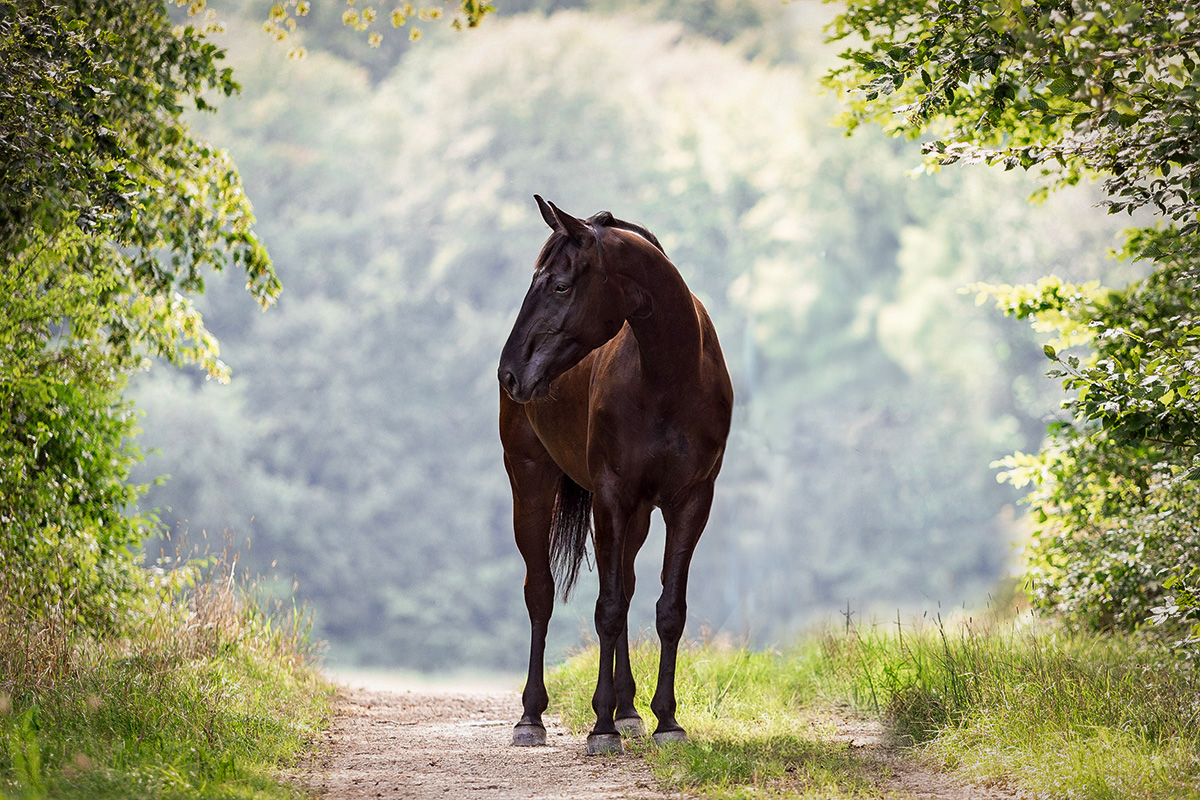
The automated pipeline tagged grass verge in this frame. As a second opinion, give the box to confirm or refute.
[0,545,333,800]
[840,615,1200,800]
[547,616,1200,799]
[548,640,885,798]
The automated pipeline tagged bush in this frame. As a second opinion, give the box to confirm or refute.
[0,341,150,633]
[1000,436,1200,641]
[1,0,278,633]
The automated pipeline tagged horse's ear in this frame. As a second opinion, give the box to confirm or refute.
[534,195,557,230]
[547,200,592,245]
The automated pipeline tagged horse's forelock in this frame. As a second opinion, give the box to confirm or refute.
[534,231,573,273]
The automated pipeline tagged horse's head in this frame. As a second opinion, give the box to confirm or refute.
[498,196,641,403]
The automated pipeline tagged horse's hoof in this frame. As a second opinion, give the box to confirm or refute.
[512,723,547,746]
[615,716,646,738]
[652,729,687,746]
[585,732,624,755]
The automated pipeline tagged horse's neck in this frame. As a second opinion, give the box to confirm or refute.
[620,250,702,385]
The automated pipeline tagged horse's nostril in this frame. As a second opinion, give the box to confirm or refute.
[502,370,519,394]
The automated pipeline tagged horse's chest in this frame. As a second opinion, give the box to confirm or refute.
[525,406,590,485]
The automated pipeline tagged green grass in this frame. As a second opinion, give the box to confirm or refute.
[0,549,333,800]
[548,640,887,797]
[547,616,1200,799]
[854,617,1200,800]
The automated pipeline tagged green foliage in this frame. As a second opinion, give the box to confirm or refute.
[0,0,277,362]
[0,346,146,632]
[994,438,1198,635]
[547,622,1200,799]
[826,0,1200,246]
[969,269,1200,639]
[1152,565,1200,649]
[827,0,1200,647]
[262,0,495,55]
[0,4,324,795]
[0,0,278,631]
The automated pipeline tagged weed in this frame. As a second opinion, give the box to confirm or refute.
[0,535,332,799]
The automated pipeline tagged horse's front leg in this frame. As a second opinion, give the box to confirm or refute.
[502,448,561,747]
[652,481,715,743]
[586,493,636,755]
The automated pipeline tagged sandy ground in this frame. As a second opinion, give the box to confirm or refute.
[829,715,1027,800]
[294,679,1026,800]
[296,685,676,799]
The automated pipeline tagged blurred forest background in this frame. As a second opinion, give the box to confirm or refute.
[132,0,1136,671]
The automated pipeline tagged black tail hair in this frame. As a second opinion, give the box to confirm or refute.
[549,473,593,601]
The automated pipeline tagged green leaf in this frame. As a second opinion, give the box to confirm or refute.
[1048,76,1075,96]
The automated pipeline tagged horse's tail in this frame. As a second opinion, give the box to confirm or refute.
[550,473,593,602]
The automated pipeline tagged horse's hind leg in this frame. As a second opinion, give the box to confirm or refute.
[502,445,561,747]
[587,495,652,753]
[586,492,636,754]
[614,623,644,737]
[615,502,652,739]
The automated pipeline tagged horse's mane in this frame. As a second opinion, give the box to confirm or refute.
[536,209,667,273]
[586,210,667,257]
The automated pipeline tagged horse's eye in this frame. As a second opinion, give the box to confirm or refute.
[555,283,571,294]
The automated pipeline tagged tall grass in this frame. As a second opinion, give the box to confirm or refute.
[547,616,1200,799]
[0,539,333,800]
[829,613,1200,799]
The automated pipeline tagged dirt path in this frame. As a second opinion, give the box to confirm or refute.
[298,686,675,799]
[297,684,1023,799]
[828,715,1025,800]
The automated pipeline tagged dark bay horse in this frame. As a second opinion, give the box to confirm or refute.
[497,196,733,755]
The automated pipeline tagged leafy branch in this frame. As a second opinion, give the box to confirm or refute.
[828,0,1200,644]
[262,0,494,54]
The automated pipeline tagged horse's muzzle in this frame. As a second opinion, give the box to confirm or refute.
[500,369,550,404]
[499,369,527,403]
